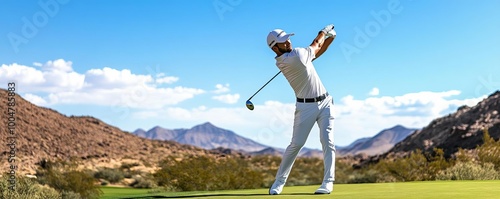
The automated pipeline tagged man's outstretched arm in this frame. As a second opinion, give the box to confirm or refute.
[310,24,336,61]
[310,29,328,56]
[314,36,335,61]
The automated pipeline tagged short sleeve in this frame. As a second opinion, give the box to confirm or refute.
[296,46,316,65]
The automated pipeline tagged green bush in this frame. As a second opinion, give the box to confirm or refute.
[36,160,102,199]
[94,168,125,183]
[334,159,354,184]
[454,148,475,163]
[287,157,323,186]
[426,148,452,180]
[347,169,391,184]
[376,148,452,182]
[477,129,500,170]
[249,155,328,186]
[120,162,141,170]
[436,162,499,180]
[378,149,429,181]
[130,175,157,188]
[155,156,262,191]
[61,191,83,199]
[248,155,281,187]
[0,175,61,199]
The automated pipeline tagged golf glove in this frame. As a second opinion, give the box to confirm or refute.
[326,29,337,37]
[320,24,335,35]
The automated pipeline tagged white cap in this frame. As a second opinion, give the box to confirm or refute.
[267,29,294,48]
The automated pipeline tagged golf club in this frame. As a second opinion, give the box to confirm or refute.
[246,71,282,110]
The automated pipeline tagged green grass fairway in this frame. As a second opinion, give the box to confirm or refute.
[100,180,500,199]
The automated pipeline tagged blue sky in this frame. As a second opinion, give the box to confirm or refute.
[1,0,499,150]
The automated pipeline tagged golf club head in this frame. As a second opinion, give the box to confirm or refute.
[246,100,254,111]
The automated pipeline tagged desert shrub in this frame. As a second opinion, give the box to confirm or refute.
[0,175,61,199]
[477,129,500,170]
[64,170,101,198]
[119,162,142,179]
[130,175,157,188]
[454,148,475,163]
[426,148,452,179]
[100,179,109,186]
[378,149,429,181]
[36,160,102,199]
[155,156,262,191]
[347,163,401,184]
[376,148,452,182]
[94,168,124,183]
[248,155,281,187]
[436,162,499,180]
[141,158,153,167]
[249,155,328,186]
[61,191,83,199]
[120,162,141,170]
[333,159,354,184]
[347,169,379,183]
[287,157,323,186]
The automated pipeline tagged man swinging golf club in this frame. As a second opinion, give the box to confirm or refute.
[267,24,336,195]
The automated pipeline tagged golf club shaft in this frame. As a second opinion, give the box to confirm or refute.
[247,71,282,101]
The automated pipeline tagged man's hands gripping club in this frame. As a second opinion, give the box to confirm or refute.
[320,24,336,38]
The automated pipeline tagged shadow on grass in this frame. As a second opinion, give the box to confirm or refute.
[119,193,316,198]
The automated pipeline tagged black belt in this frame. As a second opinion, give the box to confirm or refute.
[297,92,329,103]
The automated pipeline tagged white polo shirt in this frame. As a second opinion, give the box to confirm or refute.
[275,46,328,99]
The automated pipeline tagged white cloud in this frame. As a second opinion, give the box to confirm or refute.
[132,110,159,119]
[42,59,73,72]
[39,85,204,109]
[33,62,43,67]
[0,63,45,85]
[213,83,230,94]
[212,84,239,104]
[368,87,379,96]
[155,73,179,84]
[0,60,85,93]
[85,67,152,88]
[0,60,204,108]
[23,93,47,106]
[212,94,240,104]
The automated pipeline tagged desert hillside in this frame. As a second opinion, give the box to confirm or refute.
[386,91,500,158]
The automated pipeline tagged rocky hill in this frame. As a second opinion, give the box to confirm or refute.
[386,91,500,158]
[0,89,220,175]
[338,125,417,156]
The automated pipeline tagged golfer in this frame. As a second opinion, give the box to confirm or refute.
[267,24,336,195]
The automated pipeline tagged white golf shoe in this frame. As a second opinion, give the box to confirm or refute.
[314,181,333,194]
[269,179,285,195]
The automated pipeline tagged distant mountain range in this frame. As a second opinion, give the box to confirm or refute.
[133,122,268,152]
[337,125,418,156]
[133,122,417,158]
[133,123,324,158]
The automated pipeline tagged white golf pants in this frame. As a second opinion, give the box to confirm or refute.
[274,95,335,183]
